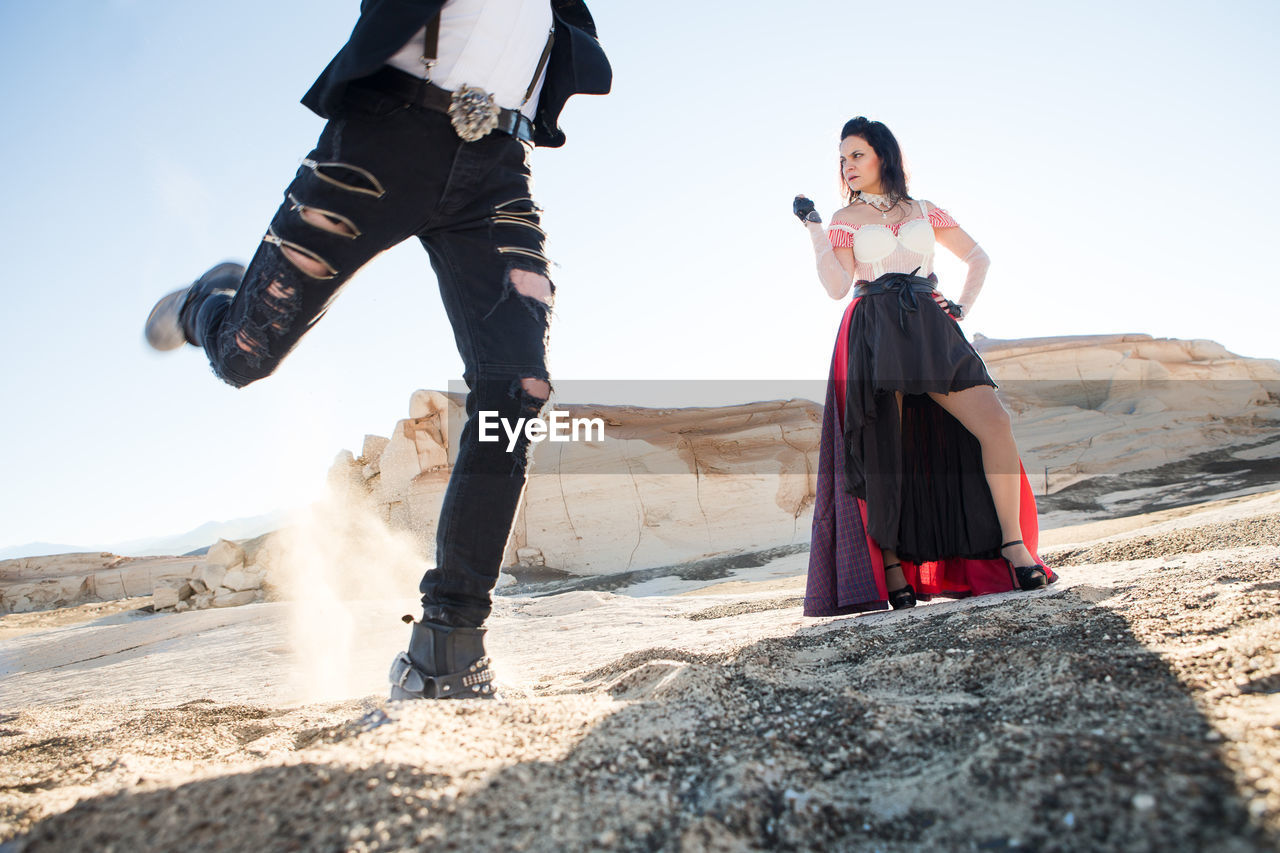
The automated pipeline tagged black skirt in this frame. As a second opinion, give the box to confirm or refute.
[842,273,1003,564]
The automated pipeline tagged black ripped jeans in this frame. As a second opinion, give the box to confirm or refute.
[191,83,553,627]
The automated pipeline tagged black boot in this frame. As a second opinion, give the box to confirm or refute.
[143,262,244,351]
[388,616,497,700]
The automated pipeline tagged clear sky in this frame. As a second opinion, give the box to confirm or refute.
[0,0,1277,552]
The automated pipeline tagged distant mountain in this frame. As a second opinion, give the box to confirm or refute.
[0,511,289,562]
[105,512,291,557]
[0,542,100,561]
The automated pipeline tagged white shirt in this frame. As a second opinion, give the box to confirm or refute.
[386,0,554,121]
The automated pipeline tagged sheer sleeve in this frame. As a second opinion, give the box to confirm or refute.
[957,244,990,314]
[928,202,989,318]
[805,221,854,299]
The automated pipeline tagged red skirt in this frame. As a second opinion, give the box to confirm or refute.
[804,294,1055,616]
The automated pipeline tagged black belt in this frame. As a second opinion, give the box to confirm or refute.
[852,272,938,333]
[356,66,535,143]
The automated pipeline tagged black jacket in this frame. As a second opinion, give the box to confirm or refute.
[301,0,611,147]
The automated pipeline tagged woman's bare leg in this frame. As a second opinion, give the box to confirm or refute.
[927,386,1038,570]
[882,391,909,592]
[881,548,906,590]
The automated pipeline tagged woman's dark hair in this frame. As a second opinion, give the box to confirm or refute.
[839,117,911,206]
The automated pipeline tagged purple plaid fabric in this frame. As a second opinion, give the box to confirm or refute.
[804,357,887,616]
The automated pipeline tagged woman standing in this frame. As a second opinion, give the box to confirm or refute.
[796,116,1055,615]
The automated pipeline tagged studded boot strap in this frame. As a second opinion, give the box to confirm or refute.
[389,652,496,699]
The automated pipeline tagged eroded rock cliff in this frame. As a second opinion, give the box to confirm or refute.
[327,334,1280,578]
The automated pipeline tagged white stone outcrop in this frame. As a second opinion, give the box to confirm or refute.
[211,589,257,608]
[196,563,228,593]
[331,390,820,578]
[205,539,246,570]
[1,553,198,614]
[0,541,274,615]
[361,435,390,479]
[328,450,365,498]
[220,569,262,592]
[154,561,265,612]
[328,336,1280,580]
[151,586,181,610]
[506,399,820,576]
[324,391,459,553]
[975,334,1280,493]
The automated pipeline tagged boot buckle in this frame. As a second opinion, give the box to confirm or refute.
[391,652,420,691]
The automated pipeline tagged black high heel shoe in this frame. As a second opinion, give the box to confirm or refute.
[884,563,917,609]
[1001,539,1049,590]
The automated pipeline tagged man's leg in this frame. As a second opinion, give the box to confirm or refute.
[145,90,440,387]
[390,137,553,700]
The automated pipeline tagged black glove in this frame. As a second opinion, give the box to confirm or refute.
[793,195,822,224]
[931,292,965,320]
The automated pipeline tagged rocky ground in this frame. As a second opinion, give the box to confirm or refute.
[1,495,1278,851]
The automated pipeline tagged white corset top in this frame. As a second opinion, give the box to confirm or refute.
[828,201,959,282]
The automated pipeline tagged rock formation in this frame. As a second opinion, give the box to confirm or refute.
[147,538,269,613]
[507,399,821,577]
[974,334,1280,517]
[0,553,192,614]
[328,334,1279,580]
[0,536,277,615]
[4,334,1276,613]
[326,393,822,579]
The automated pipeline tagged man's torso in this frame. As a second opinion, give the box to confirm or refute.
[384,0,554,121]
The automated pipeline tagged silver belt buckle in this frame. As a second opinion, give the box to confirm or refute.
[449,85,501,142]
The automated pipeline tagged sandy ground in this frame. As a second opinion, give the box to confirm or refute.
[1,493,1278,851]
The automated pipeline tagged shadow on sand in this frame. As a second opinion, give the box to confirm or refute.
[8,584,1275,852]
